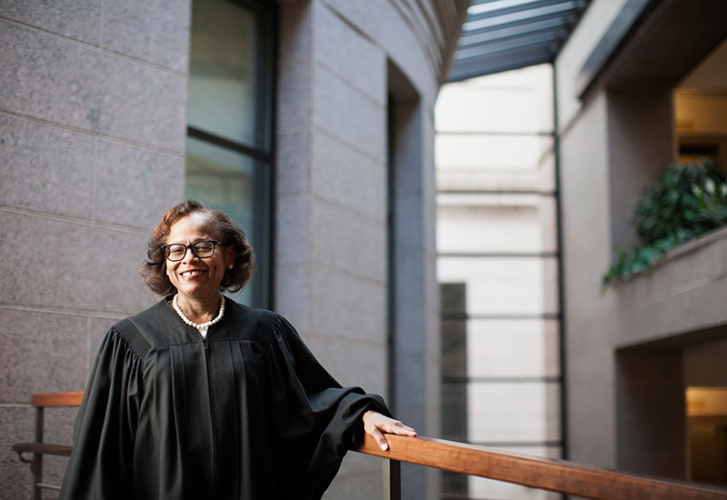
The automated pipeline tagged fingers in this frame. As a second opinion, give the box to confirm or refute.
[388,419,417,437]
[377,417,416,437]
[370,426,390,450]
[363,411,417,450]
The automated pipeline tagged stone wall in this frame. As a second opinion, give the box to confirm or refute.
[0,1,467,498]
[275,2,465,497]
[0,2,190,498]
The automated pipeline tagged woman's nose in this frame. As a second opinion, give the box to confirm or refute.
[182,248,200,262]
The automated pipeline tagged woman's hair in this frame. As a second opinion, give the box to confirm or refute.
[142,200,256,296]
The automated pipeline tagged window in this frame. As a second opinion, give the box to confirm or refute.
[436,64,562,499]
[187,0,275,307]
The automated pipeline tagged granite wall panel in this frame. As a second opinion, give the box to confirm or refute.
[310,269,386,344]
[277,130,312,197]
[0,114,95,219]
[275,196,312,265]
[95,140,185,229]
[272,264,312,334]
[1,0,192,496]
[0,407,34,500]
[308,334,387,395]
[310,200,386,282]
[312,133,386,223]
[313,3,386,105]
[0,212,153,313]
[323,466,383,500]
[337,452,381,479]
[325,0,438,103]
[0,0,101,44]
[277,60,312,135]
[312,66,386,163]
[0,309,87,403]
[0,20,187,151]
[100,0,190,72]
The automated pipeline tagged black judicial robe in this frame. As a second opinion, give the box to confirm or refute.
[60,297,388,499]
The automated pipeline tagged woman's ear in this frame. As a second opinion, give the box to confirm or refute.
[225,245,238,269]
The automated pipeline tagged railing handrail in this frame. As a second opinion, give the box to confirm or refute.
[354,434,727,500]
[30,391,84,408]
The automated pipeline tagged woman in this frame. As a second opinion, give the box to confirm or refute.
[60,200,415,499]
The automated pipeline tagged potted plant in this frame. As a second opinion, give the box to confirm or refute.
[602,159,727,289]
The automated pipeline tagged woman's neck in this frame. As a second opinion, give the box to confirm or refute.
[175,293,221,324]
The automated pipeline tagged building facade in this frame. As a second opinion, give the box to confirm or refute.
[0,1,468,499]
[554,0,727,484]
[431,0,727,496]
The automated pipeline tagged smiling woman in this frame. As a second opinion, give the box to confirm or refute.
[58,200,416,500]
[163,215,237,324]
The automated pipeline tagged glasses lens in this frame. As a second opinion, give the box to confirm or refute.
[193,241,215,258]
[165,244,186,261]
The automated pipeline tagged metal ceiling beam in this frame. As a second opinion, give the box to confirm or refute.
[465,0,576,22]
[455,30,560,59]
[450,50,554,81]
[458,16,567,48]
[463,1,577,31]
[447,0,591,82]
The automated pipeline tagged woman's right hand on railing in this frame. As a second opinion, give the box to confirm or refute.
[362,410,417,450]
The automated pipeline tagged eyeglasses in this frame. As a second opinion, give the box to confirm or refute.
[162,240,224,261]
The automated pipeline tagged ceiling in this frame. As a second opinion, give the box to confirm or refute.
[448,0,592,82]
[679,38,727,92]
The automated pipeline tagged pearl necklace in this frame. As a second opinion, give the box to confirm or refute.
[172,294,225,330]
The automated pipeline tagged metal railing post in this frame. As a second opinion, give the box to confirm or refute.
[382,458,401,500]
[33,406,44,500]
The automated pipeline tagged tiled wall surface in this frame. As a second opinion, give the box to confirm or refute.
[0,2,190,498]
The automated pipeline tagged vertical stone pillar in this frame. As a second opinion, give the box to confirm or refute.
[607,87,676,251]
[389,95,441,499]
[276,1,390,497]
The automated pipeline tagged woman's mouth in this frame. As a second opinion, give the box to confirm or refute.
[180,269,205,279]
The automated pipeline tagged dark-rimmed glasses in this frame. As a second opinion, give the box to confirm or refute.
[162,240,224,262]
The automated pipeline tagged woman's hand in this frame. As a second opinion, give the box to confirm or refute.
[362,410,417,450]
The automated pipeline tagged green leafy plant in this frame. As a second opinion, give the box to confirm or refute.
[602,159,727,289]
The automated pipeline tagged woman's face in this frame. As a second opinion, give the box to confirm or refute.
[165,213,236,303]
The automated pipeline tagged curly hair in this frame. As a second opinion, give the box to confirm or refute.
[142,200,256,296]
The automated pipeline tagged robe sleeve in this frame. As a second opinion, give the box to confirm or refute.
[267,315,391,500]
[59,325,144,500]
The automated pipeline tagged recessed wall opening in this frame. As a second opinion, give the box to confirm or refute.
[684,337,727,486]
[686,387,727,486]
[675,38,727,170]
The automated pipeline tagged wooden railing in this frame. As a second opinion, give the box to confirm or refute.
[354,434,727,500]
[13,392,727,500]
[12,392,84,499]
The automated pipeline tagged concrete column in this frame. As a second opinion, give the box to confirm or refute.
[389,93,441,499]
[276,1,390,497]
[606,87,676,251]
